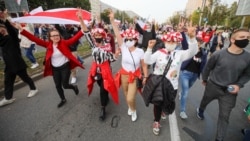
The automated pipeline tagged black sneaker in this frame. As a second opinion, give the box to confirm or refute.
[73,85,79,95]
[196,108,204,120]
[57,99,67,108]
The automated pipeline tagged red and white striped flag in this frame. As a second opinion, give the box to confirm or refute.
[16,0,22,5]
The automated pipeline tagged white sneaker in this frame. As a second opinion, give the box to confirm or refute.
[161,112,167,120]
[152,121,160,135]
[0,98,15,107]
[131,111,137,121]
[27,89,38,98]
[31,63,39,69]
[71,77,77,84]
[180,111,188,119]
[128,108,132,116]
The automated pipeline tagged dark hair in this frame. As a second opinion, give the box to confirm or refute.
[0,24,6,28]
[47,29,62,40]
[0,5,5,12]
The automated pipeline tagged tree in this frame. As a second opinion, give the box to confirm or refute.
[191,11,200,25]
[100,9,110,24]
[27,0,90,11]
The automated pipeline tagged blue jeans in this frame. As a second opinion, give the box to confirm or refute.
[24,44,36,64]
[180,70,198,112]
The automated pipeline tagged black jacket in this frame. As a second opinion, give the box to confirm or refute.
[135,23,156,49]
[0,20,27,73]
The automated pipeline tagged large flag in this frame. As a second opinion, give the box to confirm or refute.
[29,6,43,15]
[136,20,146,30]
[12,8,91,24]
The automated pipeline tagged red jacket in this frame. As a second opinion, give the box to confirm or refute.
[114,67,142,94]
[87,61,119,104]
[21,29,84,77]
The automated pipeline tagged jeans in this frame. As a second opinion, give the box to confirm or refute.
[180,70,198,112]
[24,44,37,64]
[243,129,250,141]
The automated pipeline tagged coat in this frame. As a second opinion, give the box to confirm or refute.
[20,29,84,77]
[0,20,27,73]
[87,61,119,104]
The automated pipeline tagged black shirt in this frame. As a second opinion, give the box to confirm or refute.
[185,49,202,74]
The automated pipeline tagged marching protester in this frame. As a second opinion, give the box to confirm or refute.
[0,9,38,107]
[179,37,207,119]
[17,8,85,108]
[19,23,39,69]
[80,10,120,121]
[142,20,198,135]
[134,17,156,49]
[54,24,81,84]
[196,29,250,141]
[109,10,148,122]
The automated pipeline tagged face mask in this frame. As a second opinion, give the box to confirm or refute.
[165,43,177,51]
[146,29,151,32]
[125,40,135,48]
[95,38,103,43]
[234,39,249,48]
[0,33,4,39]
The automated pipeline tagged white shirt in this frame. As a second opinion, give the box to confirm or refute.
[51,44,69,67]
[144,38,198,89]
[120,43,144,72]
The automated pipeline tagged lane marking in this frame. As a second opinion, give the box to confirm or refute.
[169,111,181,141]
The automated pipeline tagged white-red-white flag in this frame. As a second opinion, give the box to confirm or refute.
[16,0,22,5]
[29,6,44,15]
[137,20,146,30]
[12,8,91,25]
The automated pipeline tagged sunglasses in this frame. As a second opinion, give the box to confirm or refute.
[124,38,134,42]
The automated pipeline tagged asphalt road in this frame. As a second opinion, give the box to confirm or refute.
[0,42,249,141]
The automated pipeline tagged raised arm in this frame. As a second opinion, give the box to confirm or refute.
[109,9,123,47]
[76,8,89,32]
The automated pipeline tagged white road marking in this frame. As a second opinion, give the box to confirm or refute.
[169,111,181,141]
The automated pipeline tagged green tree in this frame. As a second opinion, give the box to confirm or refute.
[169,13,180,28]
[27,0,90,11]
[191,11,200,25]
[100,9,110,24]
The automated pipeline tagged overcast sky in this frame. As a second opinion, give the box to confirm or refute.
[100,0,238,23]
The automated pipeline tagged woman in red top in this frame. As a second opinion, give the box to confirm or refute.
[17,9,85,108]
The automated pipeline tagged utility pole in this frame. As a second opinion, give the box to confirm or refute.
[199,0,206,26]
[241,16,246,28]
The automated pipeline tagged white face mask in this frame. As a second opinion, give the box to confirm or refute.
[125,40,135,48]
[146,28,151,32]
[165,43,177,51]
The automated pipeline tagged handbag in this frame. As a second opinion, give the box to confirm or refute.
[142,53,173,106]
[128,49,143,89]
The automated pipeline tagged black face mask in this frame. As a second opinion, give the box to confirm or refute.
[234,39,249,48]
[95,38,103,43]
[0,33,4,39]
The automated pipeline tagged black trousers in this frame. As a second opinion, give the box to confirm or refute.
[4,69,36,99]
[154,103,163,122]
[52,62,75,100]
[96,78,109,107]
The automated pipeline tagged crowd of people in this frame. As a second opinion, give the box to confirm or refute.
[0,6,250,141]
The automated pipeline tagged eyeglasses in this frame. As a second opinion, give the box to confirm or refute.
[50,35,60,37]
[124,38,134,42]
